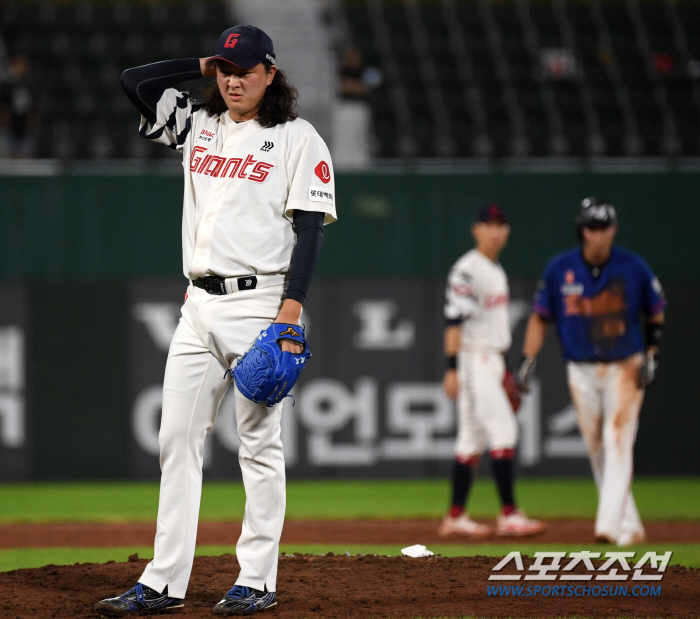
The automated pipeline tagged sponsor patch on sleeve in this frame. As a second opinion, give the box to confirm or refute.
[309,186,334,205]
[314,161,331,183]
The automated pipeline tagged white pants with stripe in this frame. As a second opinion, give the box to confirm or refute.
[455,351,518,458]
[139,284,287,599]
[567,354,645,544]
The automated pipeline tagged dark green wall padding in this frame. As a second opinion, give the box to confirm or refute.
[0,170,697,279]
[30,283,128,479]
[1,170,698,479]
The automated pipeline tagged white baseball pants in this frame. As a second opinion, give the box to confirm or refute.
[567,354,645,545]
[455,351,518,458]
[139,284,287,599]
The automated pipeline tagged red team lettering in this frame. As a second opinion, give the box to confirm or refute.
[189,146,274,183]
[224,33,240,48]
[484,293,509,308]
[221,157,243,177]
[203,155,226,177]
[238,154,256,178]
[248,161,274,182]
[452,284,474,297]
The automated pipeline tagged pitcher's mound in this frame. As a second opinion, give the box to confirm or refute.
[1,553,697,618]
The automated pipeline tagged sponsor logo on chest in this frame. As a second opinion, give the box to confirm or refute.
[190,146,274,183]
[561,269,584,296]
[197,129,216,144]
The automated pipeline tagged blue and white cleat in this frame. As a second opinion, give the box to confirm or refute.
[94,582,184,616]
[212,585,277,615]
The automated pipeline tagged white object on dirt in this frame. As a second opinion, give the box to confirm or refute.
[401,544,434,558]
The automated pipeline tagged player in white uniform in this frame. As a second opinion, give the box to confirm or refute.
[440,205,544,538]
[96,26,336,616]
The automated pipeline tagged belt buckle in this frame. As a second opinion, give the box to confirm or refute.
[205,277,226,295]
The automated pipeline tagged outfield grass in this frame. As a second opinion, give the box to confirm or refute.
[2,542,698,572]
[0,478,697,573]
[0,477,699,523]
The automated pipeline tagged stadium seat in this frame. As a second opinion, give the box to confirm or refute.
[6,0,700,161]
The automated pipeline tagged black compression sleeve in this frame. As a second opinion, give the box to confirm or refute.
[120,58,202,124]
[646,322,663,351]
[286,211,325,304]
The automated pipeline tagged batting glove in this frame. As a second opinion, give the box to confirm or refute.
[637,352,659,389]
[515,356,536,393]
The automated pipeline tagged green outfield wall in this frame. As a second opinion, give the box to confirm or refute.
[0,169,698,480]
[0,169,698,279]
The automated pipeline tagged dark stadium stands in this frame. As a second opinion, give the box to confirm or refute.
[0,0,226,159]
[1,0,699,160]
[343,0,700,160]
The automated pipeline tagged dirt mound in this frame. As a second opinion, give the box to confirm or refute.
[1,553,698,618]
[3,519,700,548]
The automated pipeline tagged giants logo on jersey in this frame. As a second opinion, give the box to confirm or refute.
[190,146,274,182]
[452,283,474,297]
[484,293,509,308]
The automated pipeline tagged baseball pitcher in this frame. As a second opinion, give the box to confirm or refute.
[96,26,336,616]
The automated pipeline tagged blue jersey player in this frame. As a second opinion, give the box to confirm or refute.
[517,198,666,546]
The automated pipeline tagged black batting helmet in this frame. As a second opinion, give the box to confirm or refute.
[575,197,617,242]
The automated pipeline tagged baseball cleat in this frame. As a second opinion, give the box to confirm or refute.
[213,584,277,615]
[94,583,183,616]
[438,514,492,538]
[496,510,546,536]
[594,532,616,544]
[617,530,647,546]
[596,530,646,546]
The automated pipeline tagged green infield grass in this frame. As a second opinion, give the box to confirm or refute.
[1,478,697,573]
[0,477,699,523]
[1,543,698,572]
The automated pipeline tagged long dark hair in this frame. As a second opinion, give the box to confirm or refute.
[201,63,298,127]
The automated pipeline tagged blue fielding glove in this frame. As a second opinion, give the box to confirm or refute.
[232,323,311,407]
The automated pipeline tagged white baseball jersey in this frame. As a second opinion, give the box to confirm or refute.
[140,88,337,280]
[444,249,511,353]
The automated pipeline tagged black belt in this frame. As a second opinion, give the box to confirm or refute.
[192,275,258,295]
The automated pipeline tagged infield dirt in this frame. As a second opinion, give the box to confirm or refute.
[1,553,698,618]
[2,518,700,547]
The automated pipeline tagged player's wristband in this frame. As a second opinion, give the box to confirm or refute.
[646,322,663,352]
[446,355,457,370]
